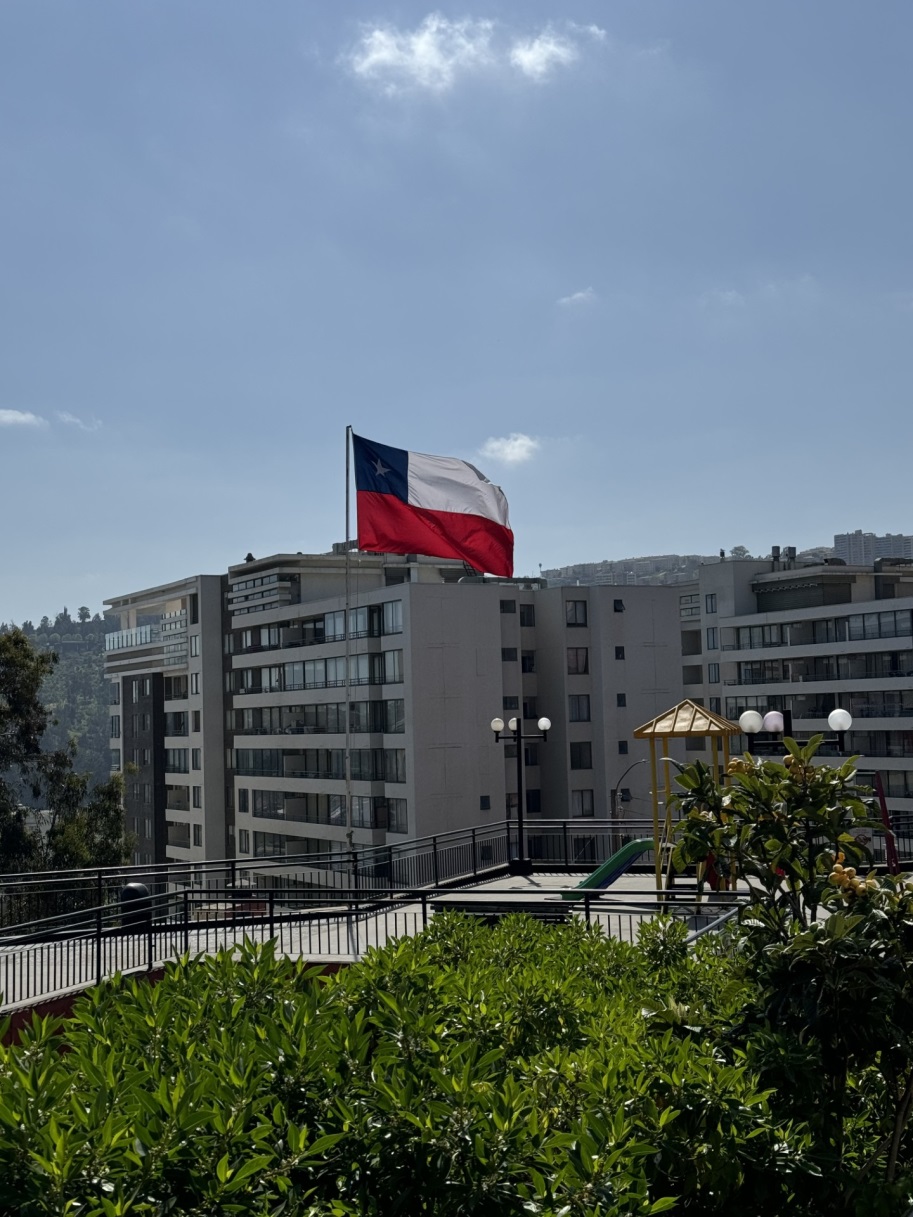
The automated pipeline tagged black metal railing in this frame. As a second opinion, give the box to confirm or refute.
[0,881,743,1012]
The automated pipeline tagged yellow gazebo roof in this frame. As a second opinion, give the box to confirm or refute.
[633,698,741,740]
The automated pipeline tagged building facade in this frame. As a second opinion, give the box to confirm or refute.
[834,531,913,565]
[680,554,913,822]
[104,551,685,870]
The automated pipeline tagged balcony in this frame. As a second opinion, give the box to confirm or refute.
[166,821,191,849]
[105,625,159,652]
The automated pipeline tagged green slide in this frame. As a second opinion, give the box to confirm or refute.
[560,838,655,900]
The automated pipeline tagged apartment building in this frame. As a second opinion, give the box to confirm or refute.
[834,531,913,565]
[680,553,913,821]
[105,575,227,867]
[104,551,685,869]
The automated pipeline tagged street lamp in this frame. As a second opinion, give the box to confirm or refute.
[738,707,853,754]
[610,757,647,850]
[491,714,551,876]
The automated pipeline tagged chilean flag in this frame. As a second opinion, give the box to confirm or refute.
[353,434,514,577]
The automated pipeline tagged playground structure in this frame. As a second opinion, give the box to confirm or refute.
[560,838,655,900]
[633,699,742,891]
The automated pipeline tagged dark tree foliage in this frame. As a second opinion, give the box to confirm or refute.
[0,627,128,878]
[0,608,111,792]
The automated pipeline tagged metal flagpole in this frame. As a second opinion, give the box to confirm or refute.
[345,426,353,840]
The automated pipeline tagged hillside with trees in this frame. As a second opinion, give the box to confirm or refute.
[0,608,110,793]
[0,622,128,878]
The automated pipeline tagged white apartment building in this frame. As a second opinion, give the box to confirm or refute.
[104,551,685,869]
[680,554,913,823]
[834,531,913,565]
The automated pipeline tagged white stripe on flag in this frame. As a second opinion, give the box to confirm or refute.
[407,451,510,525]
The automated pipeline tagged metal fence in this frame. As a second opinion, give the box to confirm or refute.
[1,810,910,933]
[0,882,742,1012]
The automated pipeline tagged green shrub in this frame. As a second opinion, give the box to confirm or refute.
[0,916,794,1216]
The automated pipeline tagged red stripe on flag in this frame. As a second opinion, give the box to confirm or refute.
[357,491,514,577]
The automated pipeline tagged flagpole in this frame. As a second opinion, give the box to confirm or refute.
[345,426,353,852]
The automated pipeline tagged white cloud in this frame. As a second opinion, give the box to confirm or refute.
[479,433,540,464]
[347,15,495,94]
[569,22,608,42]
[698,277,820,311]
[345,15,603,94]
[557,287,598,307]
[56,411,102,432]
[0,409,47,428]
[509,30,578,80]
[699,288,746,309]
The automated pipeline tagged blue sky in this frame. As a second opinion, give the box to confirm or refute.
[2,2,912,623]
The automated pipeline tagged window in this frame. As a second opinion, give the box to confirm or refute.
[500,599,516,614]
[526,789,541,814]
[519,604,536,627]
[570,741,592,769]
[618,740,629,755]
[192,786,202,808]
[110,749,121,771]
[387,798,408,833]
[190,672,200,695]
[193,710,201,732]
[705,593,717,614]
[614,599,625,613]
[524,743,539,766]
[193,824,202,847]
[571,789,594,817]
[238,829,250,854]
[619,787,632,803]
[109,715,120,739]
[383,649,404,683]
[190,634,200,657]
[709,697,721,714]
[521,651,536,673]
[567,647,589,675]
[522,697,538,720]
[566,600,588,626]
[109,682,120,705]
[192,748,201,770]
[706,627,718,650]
[165,749,189,773]
[568,694,591,722]
[708,662,720,683]
[615,646,625,660]
[503,696,519,711]
[382,600,403,635]
[501,647,518,661]
[616,693,626,708]
[238,788,249,814]
[479,795,491,811]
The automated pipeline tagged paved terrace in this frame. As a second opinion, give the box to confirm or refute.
[0,870,737,1013]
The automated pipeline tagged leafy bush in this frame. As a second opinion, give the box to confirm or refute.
[0,917,793,1217]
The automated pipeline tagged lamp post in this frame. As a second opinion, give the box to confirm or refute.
[610,757,647,851]
[491,714,551,876]
[737,707,853,754]
[739,706,855,891]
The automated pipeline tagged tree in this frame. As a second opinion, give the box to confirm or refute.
[729,545,752,560]
[0,628,129,878]
[77,606,91,623]
[673,745,913,1207]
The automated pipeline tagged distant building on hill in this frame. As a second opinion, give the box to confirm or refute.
[542,553,721,588]
[834,530,913,565]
